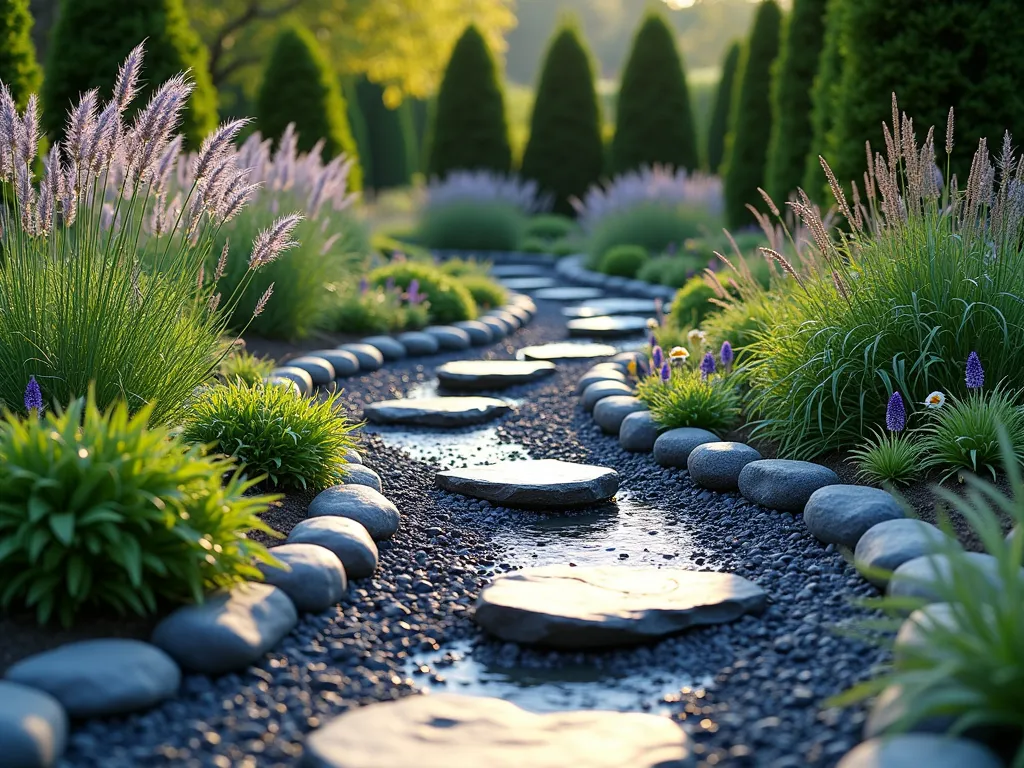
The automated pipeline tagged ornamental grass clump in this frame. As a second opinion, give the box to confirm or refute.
[217,348,275,386]
[636,344,741,432]
[183,380,360,491]
[0,389,279,626]
[0,44,297,421]
[851,392,924,487]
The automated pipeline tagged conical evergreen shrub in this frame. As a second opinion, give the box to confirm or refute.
[256,25,362,189]
[610,12,699,175]
[42,0,216,147]
[802,0,846,199]
[426,24,511,177]
[0,0,40,109]
[520,22,604,216]
[765,0,827,203]
[707,41,741,175]
[354,77,414,191]
[723,0,783,228]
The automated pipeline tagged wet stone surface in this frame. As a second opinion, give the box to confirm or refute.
[518,342,618,361]
[567,315,650,339]
[364,396,513,428]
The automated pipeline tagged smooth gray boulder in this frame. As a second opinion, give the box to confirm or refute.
[344,449,363,465]
[341,464,383,493]
[308,484,400,540]
[475,565,766,649]
[259,543,347,612]
[287,517,379,579]
[301,693,696,768]
[337,343,384,371]
[395,331,440,356]
[270,366,313,396]
[837,735,1002,768]
[365,397,512,428]
[437,360,556,391]
[424,326,472,351]
[804,485,906,548]
[284,356,335,386]
[576,368,627,395]
[360,336,407,361]
[593,396,647,435]
[0,681,67,768]
[520,343,617,362]
[687,442,763,492]
[738,459,839,512]
[307,349,359,378]
[888,552,1024,603]
[478,316,510,338]
[619,411,660,452]
[151,583,298,675]
[653,428,720,468]
[436,459,619,509]
[452,320,495,346]
[580,380,634,412]
[855,519,953,587]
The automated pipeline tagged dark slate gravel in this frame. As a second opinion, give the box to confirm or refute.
[57,297,889,768]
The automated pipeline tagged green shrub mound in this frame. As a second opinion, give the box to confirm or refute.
[520,23,604,216]
[802,0,846,199]
[0,394,278,626]
[256,25,362,189]
[707,42,741,175]
[427,24,512,177]
[723,0,783,227]
[586,203,707,269]
[370,262,477,324]
[218,349,274,386]
[417,200,525,252]
[183,381,359,492]
[610,12,699,175]
[332,287,429,335]
[765,0,827,203]
[671,276,720,329]
[42,0,217,147]
[525,214,577,241]
[458,275,507,310]
[599,245,649,278]
[0,0,41,109]
[636,367,741,432]
[550,237,582,258]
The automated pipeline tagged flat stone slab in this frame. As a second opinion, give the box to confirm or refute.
[436,459,619,508]
[688,442,763,492]
[619,411,660,452]
[533,286,605,302]
[593,396,648,435]
[259,543,347,613]
[855,519,955,587]
[0,681,67,768]
[563,298,660,318]
[360,336,407,361]
[436,360,556,390]
[395,331,440,356]
[887,552,1024,603]
[287,517,379,579]
[301,693,695,768]
[151,583,298,675]
[581,380,634,412]
[475,565,767,649]
[653,428,720,468]
[738,459,839,512]
[308,485,400,540]
[499,277,558,291]
[567,315,649,339]
[804,485,906,548]
[365,396,513,427]
[519,342,617,361]
[837,735,1003,768]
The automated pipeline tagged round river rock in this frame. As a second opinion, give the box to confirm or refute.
[803,485,906,548]
[308,485,401,540]
[653,428,720,468]
[286,517,379,579]
[687,442,763,492]
[593,396,647,435]
[738,459,839,512]
[435,459,619,509]
[854,519,954,587]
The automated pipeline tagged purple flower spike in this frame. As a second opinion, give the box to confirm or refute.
[720,341,734,371]
[359,277,369,295]
[652,346,664,369]
[885,392,906,432]
[648,333,657,348]
[966,351,984,389]
[660,362,671,382]
[408,278,420,305]
[700,352,716,380]
[24,376,42,412]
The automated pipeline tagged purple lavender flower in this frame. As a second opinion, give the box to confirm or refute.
[648,333,657,348]
[885,392,906,432]
[700,352,716,380]
[966,351,984,389]
[407,278,420,305]
[720,341,734,372]
[660,362,671,382]
[652,345,663,369]
[359,277,368,295]
[24,376,42,412]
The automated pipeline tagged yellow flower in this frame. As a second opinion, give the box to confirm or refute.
[627,359,638,376]
[646,318,659,330]
[669,346,689,362]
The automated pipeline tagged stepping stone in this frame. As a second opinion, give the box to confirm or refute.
[308,484,401,540]
[287,517,379,579]
[567,315,649,339]
[475,565,766,649]
[337,343,384,371]
[307,349,359,378]
[359,336,407,361]
[576,368,627,394]
[687,442,763,492]
[563,298,660,318]
[478,316,509,339]
[804,485,906,548]
[395,331,440,356]
[435,459,619,509]
[581,380,634,412]
[499,277,557,292]
[271,366,313,396]
[5,639,180,718]
[151,583,298,675]
[365,396,512,427]
[619,411,660,452]
[534,286,604,302]
[855,519,954,587]
[342,464,383,493]
[452,320,494,346]
[491,264,551,278]
[265,376,301,395]
[302,693,696,768]
[436,360,556,391]
[0,681,67,768]
[284,356,335,385]
[653,428,720,468]
[738,459,839,512]
[593,396,647,435]
[837,735,1003,768]
[887,552,1024,603]
[424,325,472,351]
[260,543,347,612]
[520,342,617,362]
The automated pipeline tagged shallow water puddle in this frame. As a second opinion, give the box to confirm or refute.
[371,425,530,469]
[404,378,526,407]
